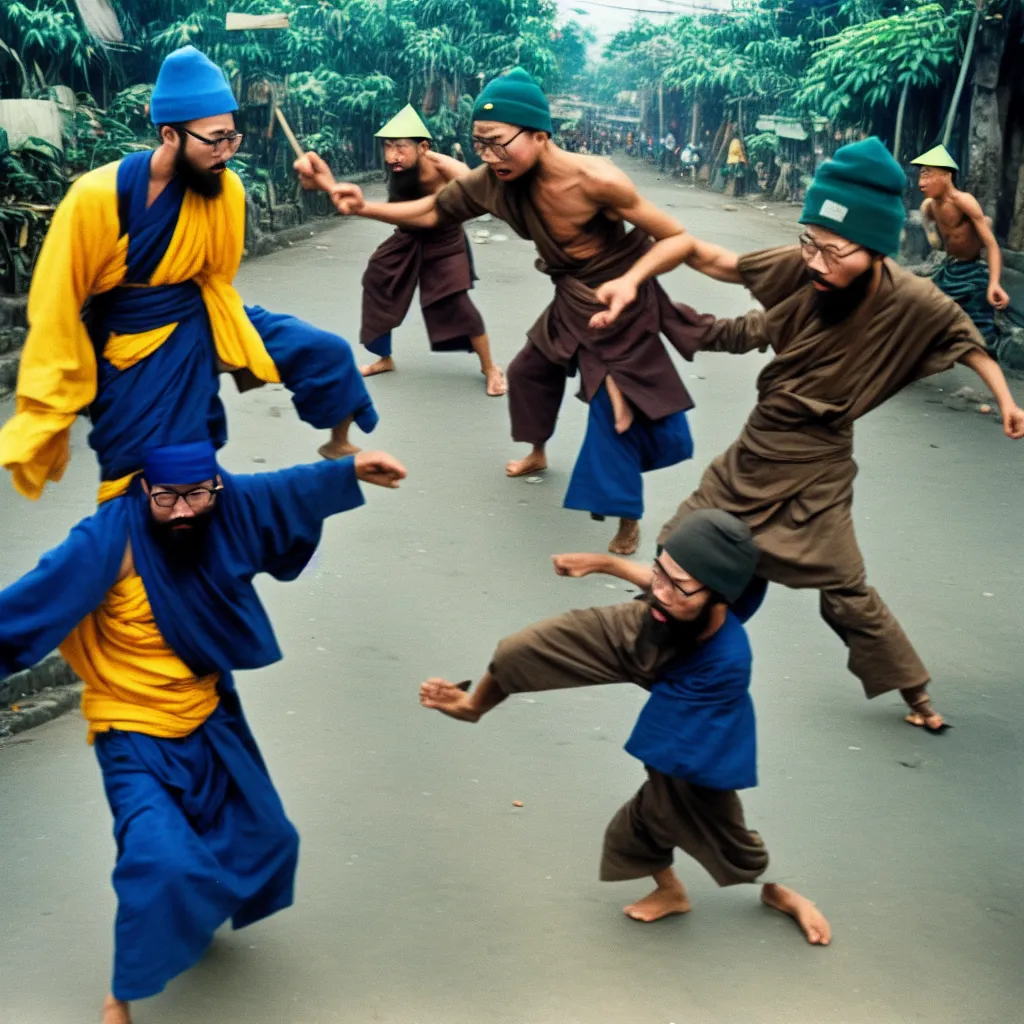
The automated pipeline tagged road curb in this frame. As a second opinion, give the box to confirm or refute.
[0,654,83,737]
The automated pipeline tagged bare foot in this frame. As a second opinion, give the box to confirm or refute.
[102,994,132,1024]
[608,518,640,555]
[624,883,692,922]
[361,356,395,378]
[506,449,548,477]
[760,883,831,946]
[319,440,361,460]
[902,686,947,732]
[483,365,507,397]
[419,678,482,722]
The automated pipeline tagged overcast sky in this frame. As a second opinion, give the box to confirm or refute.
[556,0,712,45]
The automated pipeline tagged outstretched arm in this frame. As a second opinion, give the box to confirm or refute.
[957,192,1009,309]
[293,151,441,228]
[552,552,653,590]
[425,150,472,182]
[959,349,1024,438]
[584,169,740,328]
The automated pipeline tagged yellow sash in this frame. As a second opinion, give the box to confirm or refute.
[60,571,220,743]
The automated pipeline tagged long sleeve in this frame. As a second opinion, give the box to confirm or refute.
[701,310,775,355]
[227,457,365,580]
[0,505,126,677]
[0,164,124,499]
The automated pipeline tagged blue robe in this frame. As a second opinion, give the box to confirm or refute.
[87,151,378,485]
[624,610,758,792]
[0,457,365,1001]
[563,383,694,521]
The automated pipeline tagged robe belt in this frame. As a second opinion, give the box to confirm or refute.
[96,280,205,337]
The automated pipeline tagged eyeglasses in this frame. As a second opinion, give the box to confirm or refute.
[181,128,244,154]
[149,485,222,510]
[471,128,528,159]
[651,558,706,599]
[799,232,863,270]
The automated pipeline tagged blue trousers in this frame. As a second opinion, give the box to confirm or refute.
[94,693,298,1002]
[564,385,694,521]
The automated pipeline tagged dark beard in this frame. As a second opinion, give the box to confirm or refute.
[387,165,425,203]
[637,595,717,657]
[174,139,225,199]
[147,507,214,562]
[808,265,875,325]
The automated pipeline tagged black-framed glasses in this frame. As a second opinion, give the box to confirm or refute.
[798,232,863,270]
[149,485,223,510]
[651,558,706,599]
[471,128,528,159]
[181,128,244,153]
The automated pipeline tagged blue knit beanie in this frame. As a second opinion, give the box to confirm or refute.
[800,137,906,256]
[150,46,238,125]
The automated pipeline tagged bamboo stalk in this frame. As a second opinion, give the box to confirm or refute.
[225,13,290,31]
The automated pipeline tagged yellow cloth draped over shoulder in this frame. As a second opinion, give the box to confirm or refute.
[62,571,220,743]
[0,159,280,501]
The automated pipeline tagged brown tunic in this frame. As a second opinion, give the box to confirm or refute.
[435,166,712,433]
[490,601,770,887]
[660,246,985,697]
[360,224,484,352]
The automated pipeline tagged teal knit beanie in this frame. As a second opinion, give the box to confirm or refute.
[473,68,552,135]
[800,137,906,256]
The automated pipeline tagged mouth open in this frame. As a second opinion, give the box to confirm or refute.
[212,162,227,173]
[494,168,511,178]
[650,607,667,623]
[389,164,405,172]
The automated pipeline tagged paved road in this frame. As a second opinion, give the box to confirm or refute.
[1,159,1022,1024]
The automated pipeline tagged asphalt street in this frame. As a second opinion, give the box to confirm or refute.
[1,157,1022,1024]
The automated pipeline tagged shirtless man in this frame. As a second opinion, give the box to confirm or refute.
[914,144,1010,346]
[359,105,505,395]
[295,69,731,555]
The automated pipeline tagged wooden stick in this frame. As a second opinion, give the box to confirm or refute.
[225,13,289,31]
[274,106,305,161]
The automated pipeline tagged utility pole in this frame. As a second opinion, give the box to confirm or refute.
[658,80,664,141]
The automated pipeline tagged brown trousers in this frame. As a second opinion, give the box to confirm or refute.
[659,487,929,699]
[490,602,770,887]
[506,341,568,446]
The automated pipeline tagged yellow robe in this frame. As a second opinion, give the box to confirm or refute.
[60,571,220,744]
[0,159,280,502]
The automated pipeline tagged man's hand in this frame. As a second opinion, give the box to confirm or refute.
[354,451,407,488]
[328,182,366,216]
[988,282,1010,310]
[293,151,335,193]
[552,553,607,578]
[1001,404,1024,439]
[590,276,637,330]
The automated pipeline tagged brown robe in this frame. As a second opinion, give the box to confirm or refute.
[360,223,485,352]
[489,601,770,887]
[436,166,712,443]
[660,246,985,698]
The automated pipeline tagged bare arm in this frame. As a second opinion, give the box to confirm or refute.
[294,150,441,228]
[585,167,740,328]
[919,199,942,251]
[425,150,472,182]
[959,348,1024,438]
[957,192,1008,308]
[552,552,653,589]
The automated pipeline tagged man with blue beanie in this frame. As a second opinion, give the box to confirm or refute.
[0,436,407,1023]
[297,68,741,557]
[595,137,1024,732]
[0,46,378,506]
